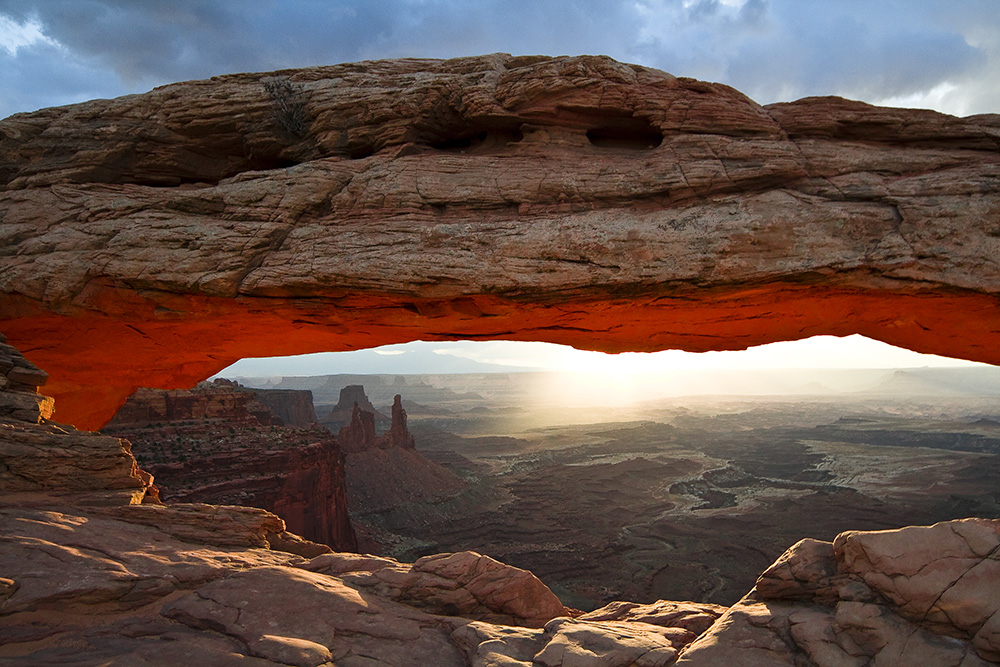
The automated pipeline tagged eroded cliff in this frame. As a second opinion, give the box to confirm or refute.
[104,381,357,551]
[0,54,997,428]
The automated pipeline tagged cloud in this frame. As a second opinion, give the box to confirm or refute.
[632,0,992,112]
[0,38,125,117]
[0,0,998,119]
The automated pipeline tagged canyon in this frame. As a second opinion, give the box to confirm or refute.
[103,380,357,551]
[240,369,1000,613]
[2,335,999,664]
[1,54,1000,664]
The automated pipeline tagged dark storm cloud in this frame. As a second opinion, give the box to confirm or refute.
[0,0,643,84]
[1,0,997,119]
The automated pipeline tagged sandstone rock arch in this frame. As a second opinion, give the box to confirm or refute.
[1,54,998,430]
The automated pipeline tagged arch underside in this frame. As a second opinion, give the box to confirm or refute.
[1,54,998,429]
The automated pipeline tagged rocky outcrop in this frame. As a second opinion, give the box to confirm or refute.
[142,438,357,551]
[108,383,261,426]
[675,519,1000,665]
[0,332,155,506]
[386,394,416,449]
[0,332,53,424]
[304,550,569,627]
[253,388,318,428]
[104,383,357,551]
[578,600,729,639]
[337,393,414,454]
[0,339,714,665]
[335,389,465,555]
[323,384,387,428]
[107,378,317,428]
[0,55,997,429]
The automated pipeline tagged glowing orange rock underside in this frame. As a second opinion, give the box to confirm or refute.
[3,283,998,431]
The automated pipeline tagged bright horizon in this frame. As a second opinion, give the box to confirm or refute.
[216,334,988,380]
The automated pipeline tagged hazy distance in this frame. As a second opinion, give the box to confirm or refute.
[218,334,985,377]
[217,335,992,407]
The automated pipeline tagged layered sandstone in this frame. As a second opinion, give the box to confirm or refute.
[253,387,318,428]
[323,384,387,428]
[674,521,1000,665]
[0,336,715,665]
[104,382,357,551]
[0,55,997,429]
[0,332,154,506]
[108,379,318,428]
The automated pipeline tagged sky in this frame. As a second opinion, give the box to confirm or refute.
[217,335,986,378]
[4,1,997,376]
[1,0,998,121]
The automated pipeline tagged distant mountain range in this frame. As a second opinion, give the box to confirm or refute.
[232,366,1000,414]
[859,367,1000,397]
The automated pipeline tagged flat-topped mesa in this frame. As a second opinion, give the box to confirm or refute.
[1,54,998,429]
[324,385,387,428]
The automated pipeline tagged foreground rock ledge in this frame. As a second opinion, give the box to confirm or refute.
[1,334,997,665]
[1,54,998,428]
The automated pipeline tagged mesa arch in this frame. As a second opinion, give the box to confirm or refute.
[1,54,998,431]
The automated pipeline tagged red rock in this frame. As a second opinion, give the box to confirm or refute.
[680,519,1000,665]
[0,336,720,663]
[579,599,728,637]
[336,391,414,454]
[251,388,318,428]
[385,395,415,450]
[0,55,996,429]
[323,385,387,427]
[304,550,568,627]
[104,383,357,551]
[108,384,263,426]
[337,403,378,453]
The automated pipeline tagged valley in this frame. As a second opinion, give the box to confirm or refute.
[238,368,1000,610]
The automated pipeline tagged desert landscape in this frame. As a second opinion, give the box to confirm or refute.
[2,40,999,665]
[222,368,1000,611]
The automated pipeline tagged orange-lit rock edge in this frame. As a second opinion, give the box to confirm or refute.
[3,282,998,430]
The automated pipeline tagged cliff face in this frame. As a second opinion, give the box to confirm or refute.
[335,390,465,554]
[253,388,318,428]
[0,331,156,505]
[104,382,357,551]
[108,383,260,426]
[323,384,387,429]
[148,439,356,551]
[0,55,997,429]
[108,379,317,429]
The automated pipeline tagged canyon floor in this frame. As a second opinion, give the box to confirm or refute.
[250,369,1000,611]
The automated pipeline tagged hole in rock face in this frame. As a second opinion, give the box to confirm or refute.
[429,130,489,151]
[106,335,1000,611]
[586,120,664,149]
[427,127,525,152]
[349,144,376,160]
